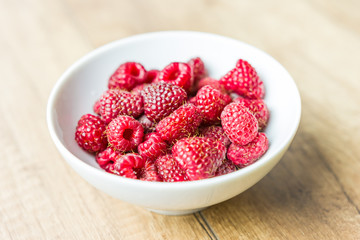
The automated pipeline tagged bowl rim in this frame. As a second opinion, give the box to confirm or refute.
[46,30,301,189]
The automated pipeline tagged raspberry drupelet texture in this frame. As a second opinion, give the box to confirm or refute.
[195,85,232,125]
[188,57,207,93]
[131,84,149,96]
[156,103,202,144]
[144,69,160,83]
[99,89,144,124]
[172,137,226,180]
[199,125,231,147]
[96,147,123,173]
[195,77,226,93]
[155,155,189,182]
[215,159,238,176]
[235,97,270,131]
[138,132,167,161]
[93,98,101,115]
[219,59,265,99]
[137,115,156,133]
[112,153,145,179]
[112,153,161,181]
[141,82,187,123]
[188,57,207,82]
[227,132,269,167]
[108,62,147,90]
[107,115,144,152]
[157,62,192,93]
[75,114,108,153]
[141,161,162,181]
[221,102,258,146]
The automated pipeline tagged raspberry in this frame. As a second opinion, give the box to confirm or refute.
[227,132,269,167]
[112,153,161,181]
[131,84,148,96]
[195,85,231,125]
[187,96,197,105]
[157,62,192,92]
[137,115,156,133]
[107,115,144,152]
[96,147,122,173]
[156,103,202,144]
[155,155,188,182]
[141,161,162,181]
[112,153,146,179]
[75,114,107,153]
[195,77,226,93]
[188,57,207,81]
[93,98,101,115]
[235,97,270,131]
[172,137,226,180]
[108,62,147,90]
[138,132,167,161]
[141,82,187,123]
[215,159,238,176]
[99,89,144,124]
[188,57,207,93]
[219,59,264,99]
[199,125,231,147]
[221,102,258,145]
[144,69,159,83]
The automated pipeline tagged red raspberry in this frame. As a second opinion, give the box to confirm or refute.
[112,153,145,179]
[137,115,156,133]
[188,57,207,80]
[235,97,270,131]
[219,59,264,99]
[157,62,192,92]
[156,103,202,144]
[144,69,159,83]
[138,132,167,161]
[215,159,238,176]
[172,137,226,180]
[141,82,187,123]
[99,89,144,124]
[96,147,122,173]
[93,98,101,115]
[75,114,108,153]
[140,161,162,182]
[187,96,197,105]
[200,125,231,147]
[195,85,232,125]
[112,153,161,181]
[188,57,207,92]
[107,115,144,152]
[108,62,147,90]
[195,77,226,93]
[155,155,188,182]
[227,132,269,167]
[131,84,148,96]
[221,102,258,146]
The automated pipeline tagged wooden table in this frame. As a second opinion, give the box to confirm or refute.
[1,0,359,239]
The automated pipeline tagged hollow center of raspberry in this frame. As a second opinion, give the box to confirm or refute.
[130,65,140,77]
[123,129,134,140]
[168,70,180,80]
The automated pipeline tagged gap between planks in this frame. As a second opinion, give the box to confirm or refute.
[193,211,219,240]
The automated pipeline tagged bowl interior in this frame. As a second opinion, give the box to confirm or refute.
[48,31,301,180]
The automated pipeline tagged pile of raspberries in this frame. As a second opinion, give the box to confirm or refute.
[75,57,269,182]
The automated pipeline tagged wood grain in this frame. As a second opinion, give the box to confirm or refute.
[0,0,359,239]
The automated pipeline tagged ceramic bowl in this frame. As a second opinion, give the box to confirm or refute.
[47,31,301,215]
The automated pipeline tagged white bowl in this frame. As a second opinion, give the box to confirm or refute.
[47,31,301,215]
